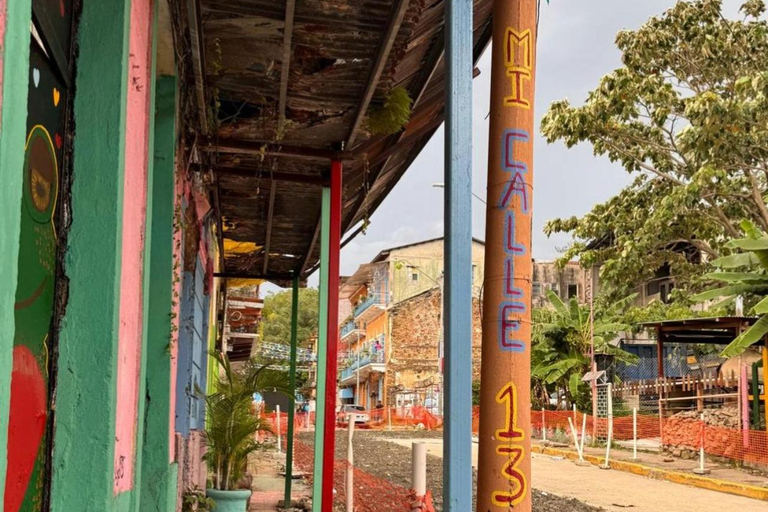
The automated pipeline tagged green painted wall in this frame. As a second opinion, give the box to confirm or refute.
[49,0,132,509]
[140,74,179,512]
[0,0,33,504]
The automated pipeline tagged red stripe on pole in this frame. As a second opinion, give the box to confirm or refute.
[321,159,342,510]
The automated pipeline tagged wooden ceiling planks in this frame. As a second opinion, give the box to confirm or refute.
[179,0,492,282]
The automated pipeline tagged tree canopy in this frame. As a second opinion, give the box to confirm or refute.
[260,288,319,348]
[541,0,768,297]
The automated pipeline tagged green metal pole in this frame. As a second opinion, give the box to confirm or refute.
[285,273,300,505]
[312,188,331,511]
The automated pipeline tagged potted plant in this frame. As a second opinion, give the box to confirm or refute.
[201,352,291,511]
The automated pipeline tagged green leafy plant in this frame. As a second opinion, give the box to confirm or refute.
[693,220,768,356]
[541,0,768,298]
[532,291,637,409]
[367,87,413,136]
[182,486,215,512]
[200,352,292,490]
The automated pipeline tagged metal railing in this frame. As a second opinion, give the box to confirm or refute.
[340,321,358,338]
[353,294,385,318]
[340,347,386,381]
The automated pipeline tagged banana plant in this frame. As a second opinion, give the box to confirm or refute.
[693,220,768,357]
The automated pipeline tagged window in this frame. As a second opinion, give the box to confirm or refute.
[411,271,419,282]
[532,282,542,297]
[567,284,578,299]
[472,264,477,281]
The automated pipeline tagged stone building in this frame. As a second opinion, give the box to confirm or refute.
[338,237,485,410]
[531,259,590,307]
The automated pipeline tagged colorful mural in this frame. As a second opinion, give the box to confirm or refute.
[4,28,68,512]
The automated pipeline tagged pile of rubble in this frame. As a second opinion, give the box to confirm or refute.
[662,406,740,460]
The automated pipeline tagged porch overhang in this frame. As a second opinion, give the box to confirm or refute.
[169,0,494,284]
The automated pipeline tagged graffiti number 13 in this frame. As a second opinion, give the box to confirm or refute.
[492,382,527,507]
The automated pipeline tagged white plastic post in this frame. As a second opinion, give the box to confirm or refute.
[346,417,354,512]
[632,407,638,461]
[412,442,427,505]
[542,408,547,443]
[580,410,587,456]
[277,405,282,454]
[573,403,577,425]
[602,383,613,468]
[567,417,583,459]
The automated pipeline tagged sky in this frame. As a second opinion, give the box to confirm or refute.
[270,0,745,292]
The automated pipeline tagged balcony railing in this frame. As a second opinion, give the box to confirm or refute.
[340,347,385,381]
[340,321,357,339]
[353,295,376,317]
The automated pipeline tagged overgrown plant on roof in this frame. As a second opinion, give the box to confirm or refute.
[367,87,413,136]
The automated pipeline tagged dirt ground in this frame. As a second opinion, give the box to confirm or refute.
[299,430,601,512]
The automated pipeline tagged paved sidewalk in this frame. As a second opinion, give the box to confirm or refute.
[382,436,768,512]
[249,450,310,512]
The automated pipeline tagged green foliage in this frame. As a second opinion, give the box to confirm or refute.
[472,380,481,406]
[261,288,319,348]
[201,352,292,490]
[693,220,768,356]
[532,292,637,409]
[182,487,215,512]
[367,87,413,136]
[540,0,768,297]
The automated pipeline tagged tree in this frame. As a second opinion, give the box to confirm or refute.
[260,287,319,348]
[541,0,768,296]
[693,220,768,356]
[532,291,637,410]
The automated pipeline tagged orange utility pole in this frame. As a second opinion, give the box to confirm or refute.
[476,1,537,511]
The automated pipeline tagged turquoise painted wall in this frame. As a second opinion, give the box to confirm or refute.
[0,0,33,505]
[140,74,179,512]
[50,0,158,510]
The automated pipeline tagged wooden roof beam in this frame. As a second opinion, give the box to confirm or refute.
[345,0,411,147]
[262,181,277,275]
[277,0,296,135]
[187,0,208,133]
[215,167,330,186]
[205,139,353,161]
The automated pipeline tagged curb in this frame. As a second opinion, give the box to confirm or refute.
[531,445,768,502]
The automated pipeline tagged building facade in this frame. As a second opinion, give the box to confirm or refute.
[337,238,485,410]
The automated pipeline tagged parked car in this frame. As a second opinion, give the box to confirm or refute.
[337,404,370,426]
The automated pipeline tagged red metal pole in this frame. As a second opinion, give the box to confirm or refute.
[321,158,342,511]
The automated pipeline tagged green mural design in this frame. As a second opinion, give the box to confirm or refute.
[5,125,58,512]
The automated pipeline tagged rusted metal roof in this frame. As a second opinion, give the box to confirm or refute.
[173,0,493,283]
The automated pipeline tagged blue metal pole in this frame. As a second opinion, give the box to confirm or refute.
[444,1,473,511]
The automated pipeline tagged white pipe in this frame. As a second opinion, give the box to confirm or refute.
[542,408,547,443]
[412,442,427,502]
[567,418,582,459]
[633,407,638,461]
[580,412,587,458]
[346,417,354,512]
[699,413,706,473]
[277,405,282,454]
[604,383,613,467]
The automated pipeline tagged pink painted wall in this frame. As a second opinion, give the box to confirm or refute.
[114,0,153,494]
[0,0,6,132]
[169,173,182,463]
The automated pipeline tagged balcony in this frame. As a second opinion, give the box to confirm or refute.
[353,294,385,323]
[340,346,386,383]
[340,321,365,342]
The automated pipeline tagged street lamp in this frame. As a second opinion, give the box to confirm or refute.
[432,182,487,204]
